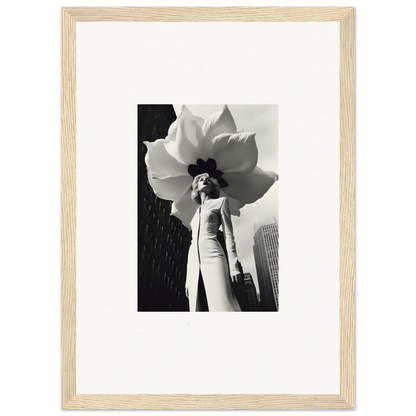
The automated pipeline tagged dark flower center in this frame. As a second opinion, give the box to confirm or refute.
[187,158,228,188]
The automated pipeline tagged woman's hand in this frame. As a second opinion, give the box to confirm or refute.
[230,271,241,283]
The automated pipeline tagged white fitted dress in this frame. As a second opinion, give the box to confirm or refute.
[186,197,241,312]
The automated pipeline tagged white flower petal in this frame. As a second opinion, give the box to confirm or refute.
[144,139,188,179]
[166,105,198,141]
[171,188,199,230]
[165,119,198,165]
[202,105,237,139]
[199,105,237,160]
[166,119,178,141]
[222,167,278,204]
[211,132,258,174]
[147,171,192,202]
[166,106,204,143]
[177,105,204,147]
[165,117,201,166]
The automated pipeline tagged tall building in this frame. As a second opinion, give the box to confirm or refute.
[244,273,259,311]
[253,220,279,311]
[138,105,192,311]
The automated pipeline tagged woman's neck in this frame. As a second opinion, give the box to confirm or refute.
[200,192,212,206]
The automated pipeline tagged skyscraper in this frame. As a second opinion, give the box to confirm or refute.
[138,105,192,311]
[253,220,279,311]
[243,273,259,311]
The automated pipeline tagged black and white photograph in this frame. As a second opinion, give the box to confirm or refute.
[138,104,279,312]
[57,7,361,406]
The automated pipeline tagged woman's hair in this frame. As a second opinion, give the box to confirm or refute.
[191,173,221,204]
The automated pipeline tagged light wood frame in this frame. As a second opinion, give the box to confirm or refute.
[62,7,355,410]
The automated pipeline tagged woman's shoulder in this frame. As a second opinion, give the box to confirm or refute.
[206,196,226,208]
[205,197,229,210]
[214,196,229,208]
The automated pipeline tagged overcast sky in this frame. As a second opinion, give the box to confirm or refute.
[172,104,279,293]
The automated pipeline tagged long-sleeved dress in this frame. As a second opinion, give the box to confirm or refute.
[185,197,241,312]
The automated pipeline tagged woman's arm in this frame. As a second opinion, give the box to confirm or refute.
[220,197,240,281]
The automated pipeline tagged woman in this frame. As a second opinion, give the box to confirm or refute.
[185,173,242,312]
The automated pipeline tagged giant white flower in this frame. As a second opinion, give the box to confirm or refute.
[144,105,278,230]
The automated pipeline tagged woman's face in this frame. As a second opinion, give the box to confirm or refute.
[197,175,212,193]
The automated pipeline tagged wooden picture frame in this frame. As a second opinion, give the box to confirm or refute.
[62,7,355,410]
